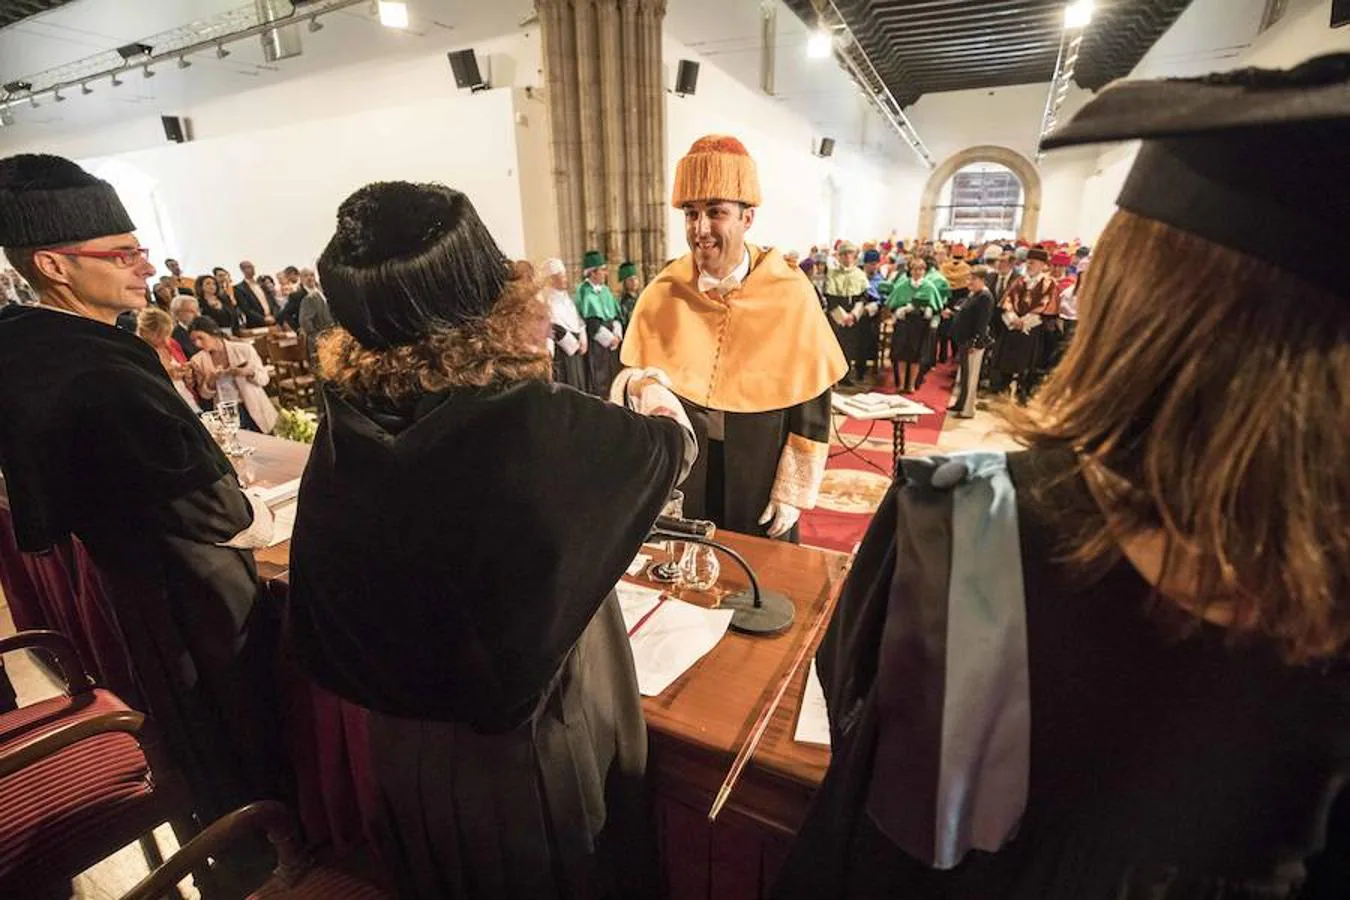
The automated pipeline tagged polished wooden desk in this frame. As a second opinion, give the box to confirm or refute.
[260,433,851,898]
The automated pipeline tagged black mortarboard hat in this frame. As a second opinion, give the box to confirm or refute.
[0,154,136,247]
[318,181,509,349]
[1041,53,1349,293]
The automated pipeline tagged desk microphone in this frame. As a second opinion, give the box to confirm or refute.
[651,515,716,538]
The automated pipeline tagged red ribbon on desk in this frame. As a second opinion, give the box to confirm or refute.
[626,595,667,638]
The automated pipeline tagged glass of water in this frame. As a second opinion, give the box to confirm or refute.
[678,542,720,592]
[217,400,242,455]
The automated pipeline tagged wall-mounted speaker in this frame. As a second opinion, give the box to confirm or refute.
[1333,0,1349,27]
[815,137,835,158]
[448,48,490,92]
[675,59,700,96]
[161,115,188,143]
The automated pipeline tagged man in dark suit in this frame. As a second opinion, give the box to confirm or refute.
[950,265,996,419]
[233,260,271,328]
[170,295,200,355]
[988,252,1016,300]
[277,265,309,331]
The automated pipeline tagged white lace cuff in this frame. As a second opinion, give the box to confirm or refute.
[771,433,829,510]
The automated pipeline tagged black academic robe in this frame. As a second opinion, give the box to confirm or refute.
[823,292,864,371]
[551,324,588,391]
[0,305,284,824]
[584,314,624,398]
[774,449,1350,899]
[619,291,639,329]
[676,390,830,543]
[287,378,686,898]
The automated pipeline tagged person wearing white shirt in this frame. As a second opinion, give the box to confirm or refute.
[541,257,588,391]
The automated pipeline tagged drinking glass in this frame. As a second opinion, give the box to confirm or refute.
[200,410,225,447]
[650,490,684,584]
[678,542,720,592]
[217,400,242,455]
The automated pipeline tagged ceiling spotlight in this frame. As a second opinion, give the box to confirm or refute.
[216,44,231,59]
[54,89,65,102]
[308,15,324,32]
[3,80,33,94]
[111,73,123,87]
[1064,0,1094,29]
[143,64,156,78]
[807,29,832,59]
[0,109,13,127]
[81,83,94,95]
[377,1,409,28]
[178,56,192,69]
[29,95,39,108]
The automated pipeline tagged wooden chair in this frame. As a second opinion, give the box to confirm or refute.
[266,335,316,410]
[124,800,390,900]
[0,630,196,898]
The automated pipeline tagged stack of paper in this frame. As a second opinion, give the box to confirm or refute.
[793,661,831,747]
[832,392,933,421]
[266,501,297,547]
[616,582,733,697]
[252,476,302,507]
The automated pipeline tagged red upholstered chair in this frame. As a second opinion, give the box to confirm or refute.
[0,630,195,898]
[123,800,391,900]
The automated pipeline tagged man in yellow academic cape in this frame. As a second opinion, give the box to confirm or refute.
[617,135,846,542]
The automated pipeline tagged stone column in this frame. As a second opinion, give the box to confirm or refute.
[538,0,668,282]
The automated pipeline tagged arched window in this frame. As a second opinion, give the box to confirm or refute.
[934,162,1024,245]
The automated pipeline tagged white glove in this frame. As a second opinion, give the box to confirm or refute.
[758,501,801,539]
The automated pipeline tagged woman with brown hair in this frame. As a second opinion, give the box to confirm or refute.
[286,181,696,899]
[775,55,1350,899]
[194,273,241,333]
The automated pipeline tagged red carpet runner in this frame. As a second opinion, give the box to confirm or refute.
[799,361,957,553]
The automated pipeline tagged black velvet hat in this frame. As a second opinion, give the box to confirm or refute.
[318,181,510,349]
[0,154,136,247]
[1041,53,1350,293]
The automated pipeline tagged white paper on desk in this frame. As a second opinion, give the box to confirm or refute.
[794,661,831,747]
[266,500,297,547]
[626,553,651,577]
[252,477,301,507]
[616,582,734,697]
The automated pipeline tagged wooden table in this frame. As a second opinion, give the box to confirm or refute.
[241,432,849,898]
[831,393,933,475]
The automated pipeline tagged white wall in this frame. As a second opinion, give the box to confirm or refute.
[662,34,928,257]
[87,89,524,275]
[4,30,541,274]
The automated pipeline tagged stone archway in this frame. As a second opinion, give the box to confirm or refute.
[917,145,1042,241]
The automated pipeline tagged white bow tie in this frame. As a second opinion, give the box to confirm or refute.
[706,274,741,298]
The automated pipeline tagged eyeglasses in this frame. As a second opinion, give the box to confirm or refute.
[47,246,152,268]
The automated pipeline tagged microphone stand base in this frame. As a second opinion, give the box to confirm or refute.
[723,590,794,635]
[648,561,682,584]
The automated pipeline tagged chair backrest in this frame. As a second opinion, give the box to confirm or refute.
[123,800,390,900]
[267,336,309,379]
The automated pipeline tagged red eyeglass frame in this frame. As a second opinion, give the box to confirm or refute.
[45,246,152,267]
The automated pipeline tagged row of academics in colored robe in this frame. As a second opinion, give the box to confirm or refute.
[540,253,642,399]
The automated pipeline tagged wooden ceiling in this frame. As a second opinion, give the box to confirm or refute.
[0,0,70,31]
[782,0,1196,106]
